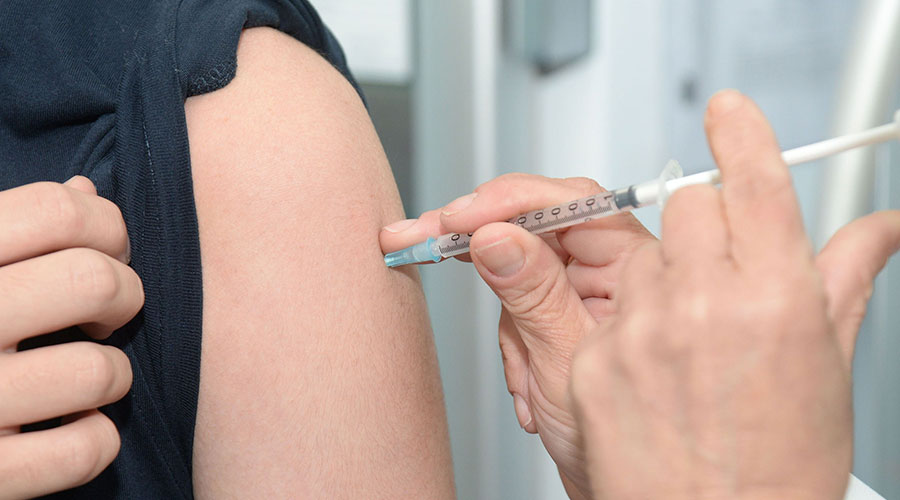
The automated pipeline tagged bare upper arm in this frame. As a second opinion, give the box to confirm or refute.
[185,27,453,498]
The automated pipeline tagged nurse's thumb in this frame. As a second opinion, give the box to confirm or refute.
[471,223,592,354]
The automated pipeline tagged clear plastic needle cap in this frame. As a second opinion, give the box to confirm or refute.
[384,237,442,267]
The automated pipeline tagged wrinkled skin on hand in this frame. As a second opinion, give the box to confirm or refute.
[381,170,658,497]
[381,91,900,499]
[570,92,900,500]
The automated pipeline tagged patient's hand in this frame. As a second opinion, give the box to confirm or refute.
[0,177,142,498]
[380,175,657,498]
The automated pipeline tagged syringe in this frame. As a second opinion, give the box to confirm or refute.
[385,110,900,268]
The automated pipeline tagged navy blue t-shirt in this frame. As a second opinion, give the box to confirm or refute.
[0,1,359,497]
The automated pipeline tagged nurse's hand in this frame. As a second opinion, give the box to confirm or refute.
[381,179,658,497]
[568,92,900,499]
[0,177,142,499]
[381,91,900,499]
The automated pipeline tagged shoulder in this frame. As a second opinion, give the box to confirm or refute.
[185,26,396,240]
[174,1,359,99]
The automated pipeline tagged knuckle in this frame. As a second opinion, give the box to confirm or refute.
[100,198,126,231]
[479,173,539,199]
[616,312,663,360]
[94,414,121,461]
[31,182,85,241]
[100,199,129,256]
[497,338,517,366]
[418,207,442,222]
[71,344,121,404]
[114,266,145,317]
[493,172,533,185]
[618,310,660,339]
[500,363,522,396]
[496,312,518,360]
[671,287,716,326]
[656,287,721,354]
[128,268,146,311]
[65,250,121,306]
[498,344,526,393]
[564,176,604,194]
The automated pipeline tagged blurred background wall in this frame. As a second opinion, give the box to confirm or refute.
[316,1,899,498]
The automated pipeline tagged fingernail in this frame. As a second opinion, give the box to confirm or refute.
[474,237,524,278]
[382,219,418,233]
[441,193,477,217]
[513,394,533,429]
[708,89,743,117]
[124,237,131,264]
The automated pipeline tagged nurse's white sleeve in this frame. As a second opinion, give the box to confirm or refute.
[845,474,885,500]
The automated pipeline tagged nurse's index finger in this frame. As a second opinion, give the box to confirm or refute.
[439,173,611,233]
[704,91,809,263]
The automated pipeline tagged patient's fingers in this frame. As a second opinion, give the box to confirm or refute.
[64,175,98,196]
[0,342,132,428]
[0,180,130,266]
[0,248,144,348]
[0,410,121,498]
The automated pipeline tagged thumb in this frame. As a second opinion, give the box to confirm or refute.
[471,222,594,364]
[816,210,900,364]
